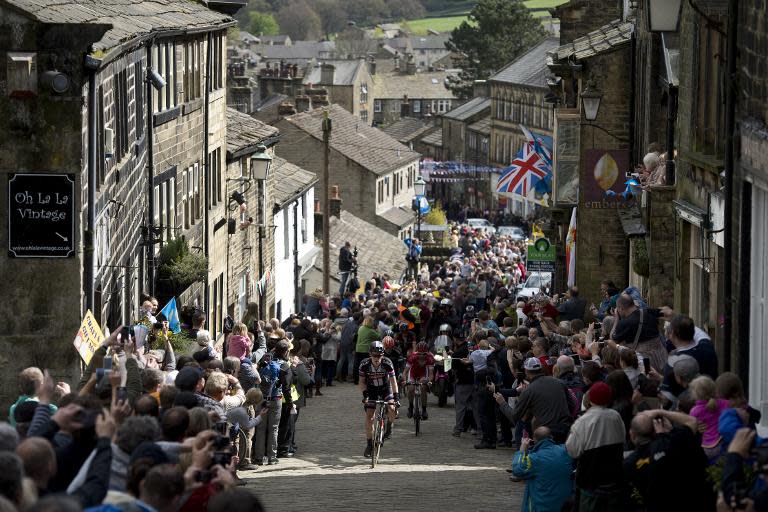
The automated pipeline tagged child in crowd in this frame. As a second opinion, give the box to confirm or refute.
[689,375,729,462]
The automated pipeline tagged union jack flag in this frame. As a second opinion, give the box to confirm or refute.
[495,142,549,197]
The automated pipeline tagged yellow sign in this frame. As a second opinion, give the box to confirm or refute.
[73,310,104,364]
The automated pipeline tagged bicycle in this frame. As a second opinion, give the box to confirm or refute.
[370,400,394,468]
[407,381,424,436]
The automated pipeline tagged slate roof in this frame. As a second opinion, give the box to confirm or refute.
[260,35,291,45]
[382,117,435,144]
[259,41,335,61]
[442,96,490,121]
[283,104,420,175]
[420,128,443,147]
[374,71,458,100]
[379,206,414,228]
[314,210,407,284]
[490,38,560,88]
[271,156,318,210]
[410,34,451,50]
[468,116,491,135]
[548,20,634,64]
[303,60,363,86]
[239,31,260,44]
[225,108,279,159]
[2,0,234,53]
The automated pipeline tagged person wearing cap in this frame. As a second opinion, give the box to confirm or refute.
[565,381,627,511]
[359,340,399,457]
[500,357,574,445]
[174,367,225,418]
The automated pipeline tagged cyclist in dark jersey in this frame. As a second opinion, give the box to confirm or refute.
[359,340,399,457]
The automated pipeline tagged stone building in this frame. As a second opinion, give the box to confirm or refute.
[274,104,420,238]
[223,108,279,325]
[410,34,452,71]
[489,37,559,217]
[0,0,234,404]
[547,15,632,307]
[302,60,373,123]
[736,0,768,431]
[372,68,459,127]
[271,157,318,319]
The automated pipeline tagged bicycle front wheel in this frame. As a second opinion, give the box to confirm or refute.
[414,392,421,436]
[372,415,384,468]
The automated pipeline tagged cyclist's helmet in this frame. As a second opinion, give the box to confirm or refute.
[396,322,409,333]
[465,305,475,314]
[416,341,429,353]
[370,341,385,355]
[382,336,395,350]
[385,329,395,338]
[439,324,451,334]
[440,298,453,307]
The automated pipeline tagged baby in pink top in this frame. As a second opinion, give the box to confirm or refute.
[227,323,252,360]
[689,375,729,460]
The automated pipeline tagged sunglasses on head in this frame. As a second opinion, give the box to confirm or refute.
[371,353,383,357]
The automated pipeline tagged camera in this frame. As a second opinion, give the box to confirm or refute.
[121,325,135,341]
[194,470,212,483]
[212,450,233,467]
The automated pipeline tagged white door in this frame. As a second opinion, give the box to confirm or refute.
[749,183,768,430]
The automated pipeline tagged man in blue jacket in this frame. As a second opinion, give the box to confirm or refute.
[511,426,574,512]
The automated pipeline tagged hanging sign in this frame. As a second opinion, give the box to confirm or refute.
[8,173,75,257]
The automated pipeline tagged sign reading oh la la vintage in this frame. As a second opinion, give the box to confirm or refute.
[8,173,75,258]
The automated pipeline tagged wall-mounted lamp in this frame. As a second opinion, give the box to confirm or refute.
[580,81,602,122]
[250,144,273,181]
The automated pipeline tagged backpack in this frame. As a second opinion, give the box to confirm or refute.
[259,360,282,398]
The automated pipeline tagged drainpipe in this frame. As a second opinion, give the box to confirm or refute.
[665,88,677,185]
[723,0,738,371]
[146,42,156,296]
[204,32,212,322]
[293,201,301,314]
[85,63,97,314]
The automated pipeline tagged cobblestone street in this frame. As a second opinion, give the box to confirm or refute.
[243,381,524,511]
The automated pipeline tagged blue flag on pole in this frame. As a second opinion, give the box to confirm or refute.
[159,297,181,334]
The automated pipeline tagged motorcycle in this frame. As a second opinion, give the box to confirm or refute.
[432,353,454,407]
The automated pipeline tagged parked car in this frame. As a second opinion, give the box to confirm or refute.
[516,272,553,300]
[497,225,527,241]
[466,218,496,234]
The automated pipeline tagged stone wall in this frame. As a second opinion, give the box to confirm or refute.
[575,48,632,307]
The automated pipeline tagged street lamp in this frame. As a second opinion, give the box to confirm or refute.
[249,144,273,322]
[249,144,273,180]
[647,0,683,32]
[413,175,427,240]
[580,81,602,122]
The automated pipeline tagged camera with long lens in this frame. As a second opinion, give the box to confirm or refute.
[210,421,235,467]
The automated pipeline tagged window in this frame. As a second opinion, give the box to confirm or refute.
[237,274,247,322]
[153,41,177,112]
[168,177,176,238]
[207,148,221,209]
[360,110,368,123]
[413,100,420,113]
[209,32,224,92]
[393,172,400,196]
[360,82,368,103]
[97,85,105,186]
[184,40,203,102]
[374,99,381,112]
[390,101,400,113]
[6,52,37,96]
[301,194,308,243]
[135,62,144,140]
[283,208,290,260]
[114,70,129,163]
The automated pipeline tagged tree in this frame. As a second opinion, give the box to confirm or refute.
[313,0,347,39]
[386,0,425,20]
[335,26,373,59]
[446,0,546,99]
[235,0,271,28]
[248,11,280,36]
[275,0,322,40]
[340,0,389,25]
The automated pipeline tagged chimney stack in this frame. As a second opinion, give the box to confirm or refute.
[295,95,312,112]
[406,53,416,75]
[394,52,400,72]
[368,57,376,76]
[330,185,342,218]
[320,63,335,85]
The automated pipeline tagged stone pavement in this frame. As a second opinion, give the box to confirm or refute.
[241,381,524,511]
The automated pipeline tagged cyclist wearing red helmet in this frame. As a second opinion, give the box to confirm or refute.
[359,340,399,457]
[405,341,435,420]
[382,335,404,377]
